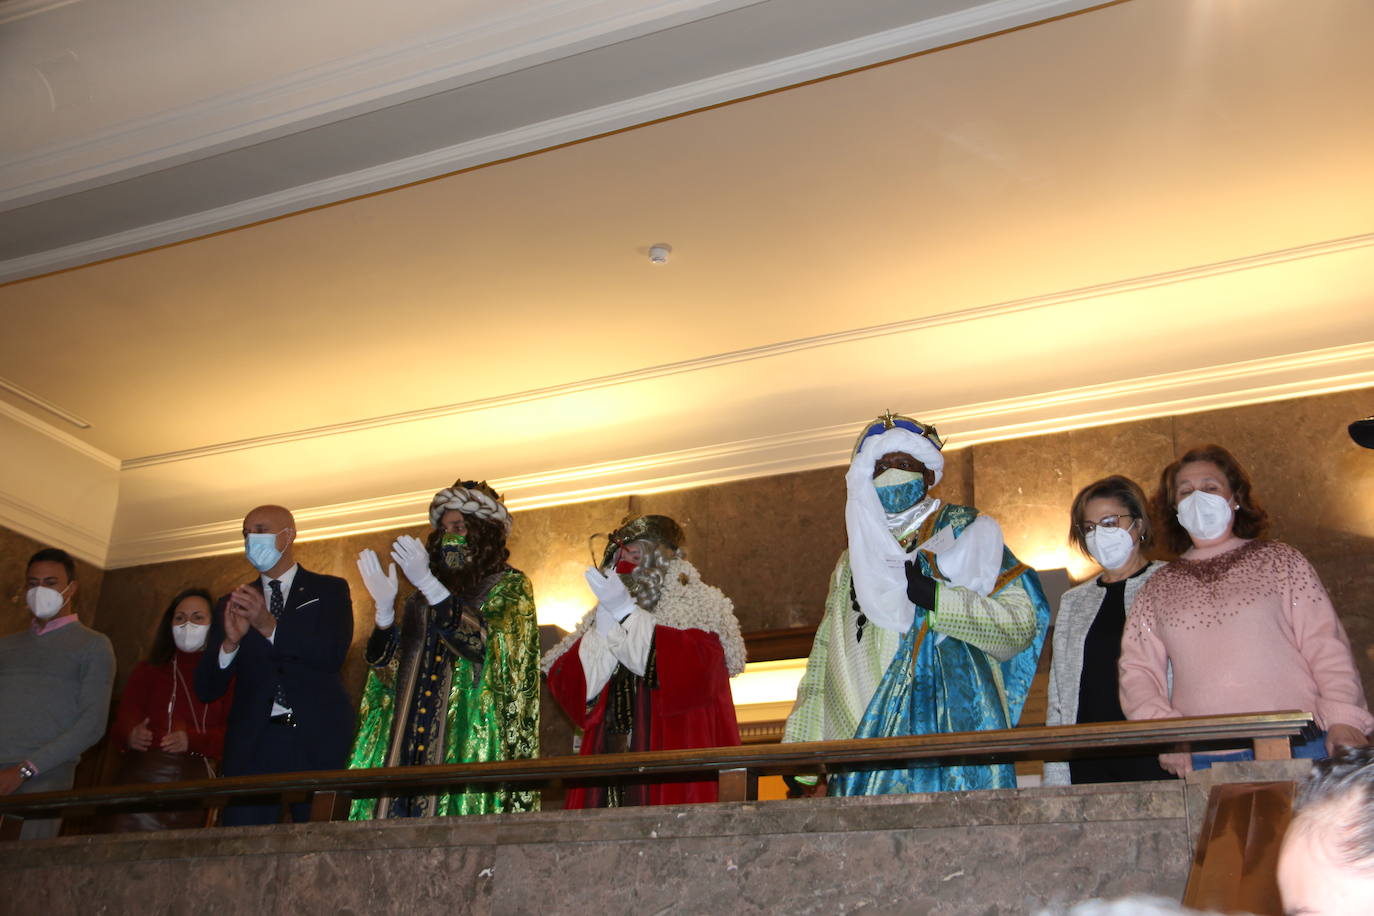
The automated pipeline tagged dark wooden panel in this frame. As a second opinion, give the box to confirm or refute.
[743,626,818,663]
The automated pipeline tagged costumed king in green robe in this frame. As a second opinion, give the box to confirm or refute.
[782,413,1050,795]
[347,480,540,818]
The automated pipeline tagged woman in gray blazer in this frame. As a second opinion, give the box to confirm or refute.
[1045,476,1169,785]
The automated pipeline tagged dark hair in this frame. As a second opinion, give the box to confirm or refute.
[27,547,76,582]
[425,515,510,594]
[1154,444,1269,554]
[1067,475,1153,558]
[146,588,215,665]
[1292,745,1374,873]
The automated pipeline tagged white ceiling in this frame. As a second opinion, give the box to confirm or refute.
[1,0,1372,567]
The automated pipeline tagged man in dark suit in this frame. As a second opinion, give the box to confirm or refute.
[195,504,354,826]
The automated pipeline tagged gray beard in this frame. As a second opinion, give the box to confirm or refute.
[618,569,660,611]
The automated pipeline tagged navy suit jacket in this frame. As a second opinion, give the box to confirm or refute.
[194,566,355,777]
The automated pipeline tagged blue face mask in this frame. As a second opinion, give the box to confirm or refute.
[874,468,927,514]
[245,531,285,573]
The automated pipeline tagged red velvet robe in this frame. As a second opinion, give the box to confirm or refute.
[547,625,741,807]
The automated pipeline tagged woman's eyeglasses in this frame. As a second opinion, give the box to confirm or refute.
[1078,514,1137,535]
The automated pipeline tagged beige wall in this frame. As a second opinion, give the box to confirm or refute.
[19,385,1372,767]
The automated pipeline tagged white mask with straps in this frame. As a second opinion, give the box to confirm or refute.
[1176,490,1235,541]
[1085,525,1136,571]
[172,621,209,652]
[26,584,71,621]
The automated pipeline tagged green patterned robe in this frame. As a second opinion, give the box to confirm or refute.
[347,567,540,818]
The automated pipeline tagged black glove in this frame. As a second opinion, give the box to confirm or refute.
[904,560,939,612]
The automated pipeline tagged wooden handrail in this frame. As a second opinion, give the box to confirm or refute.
[0,711,1312,828]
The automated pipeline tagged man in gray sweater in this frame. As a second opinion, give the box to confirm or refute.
[0,547,115,839]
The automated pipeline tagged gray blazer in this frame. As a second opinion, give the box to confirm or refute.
[1044,561,1164,786]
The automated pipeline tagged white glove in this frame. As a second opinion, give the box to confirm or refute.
[391,535,450,607]
[583,567,636,622]
[357,549,399,628]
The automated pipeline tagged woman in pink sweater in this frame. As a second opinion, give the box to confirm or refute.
[1119,444,1373,777]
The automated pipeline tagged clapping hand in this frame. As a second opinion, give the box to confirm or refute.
[222,599,250,651]
[228,585,274,639]
[391,535,451,606]
[391,536,433,587]
[357,549,399,628]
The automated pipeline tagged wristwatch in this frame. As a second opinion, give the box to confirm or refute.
[17,763,35,781]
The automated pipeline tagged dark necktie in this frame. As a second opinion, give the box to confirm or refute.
[269,580,289,710]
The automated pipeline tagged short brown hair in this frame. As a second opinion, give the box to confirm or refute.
[1067,475,1153,558]
[1154,443,1269,554]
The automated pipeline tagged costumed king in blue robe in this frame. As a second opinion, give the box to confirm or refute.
[782,413,1050,794]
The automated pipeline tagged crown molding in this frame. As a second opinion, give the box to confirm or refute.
[0,0,762,201]
[0,0,79,26]
[0,488,110,567]
[117,230,1374,470]
[0,397,120,470]
[103,340,1374,568]
[0,0,1107,282]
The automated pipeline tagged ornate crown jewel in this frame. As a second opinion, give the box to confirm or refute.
[850,411,944,458]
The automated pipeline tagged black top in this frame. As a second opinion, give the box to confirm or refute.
[1070,564,1170,784]
[1074,578,1130,725]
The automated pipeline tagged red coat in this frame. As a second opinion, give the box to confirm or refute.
[111,651,233,760]
[548,625,741,807]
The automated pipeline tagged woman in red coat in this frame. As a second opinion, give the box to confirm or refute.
[106,588,233,830]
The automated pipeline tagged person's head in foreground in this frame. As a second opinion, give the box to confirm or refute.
[1279,745,1374,915]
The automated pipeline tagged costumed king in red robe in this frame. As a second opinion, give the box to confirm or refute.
[543,515,746,807]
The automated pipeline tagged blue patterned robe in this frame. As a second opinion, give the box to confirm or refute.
[831,503,1050,795]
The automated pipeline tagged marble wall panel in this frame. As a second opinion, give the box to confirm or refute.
[1065,417,1177,508]
[972,434,1076,572]
[632,466,849,632]
[1,783,1192,915]
[506,495,632,622]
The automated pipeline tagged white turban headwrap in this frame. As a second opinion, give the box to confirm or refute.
[429,484,512,533]
[846,425,1004,635]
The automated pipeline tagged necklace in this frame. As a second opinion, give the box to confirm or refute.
[168,656,208,737]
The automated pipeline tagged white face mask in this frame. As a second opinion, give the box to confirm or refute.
[1176,490,1235,542]
[172,621,209,652]
[1085,525,1136,571]
[26,584,71,621]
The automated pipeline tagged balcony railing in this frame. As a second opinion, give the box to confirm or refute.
[0,711,1312,839]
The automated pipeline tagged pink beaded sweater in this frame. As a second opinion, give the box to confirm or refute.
[1119,538,1374,734]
